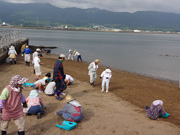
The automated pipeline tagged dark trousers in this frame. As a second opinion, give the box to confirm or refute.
[77,55,82,62]
[27,105,45,115]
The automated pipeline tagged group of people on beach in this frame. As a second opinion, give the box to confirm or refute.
[3,45,170,135]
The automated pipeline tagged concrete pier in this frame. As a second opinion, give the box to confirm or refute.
[0,38,29,65]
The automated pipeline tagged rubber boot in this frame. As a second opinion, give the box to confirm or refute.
[10,61,12,65]
[1,131,7,135]
[14,61,16,64]
[27,62,30,66]
[18,131,25,135]
[25,61,28,66]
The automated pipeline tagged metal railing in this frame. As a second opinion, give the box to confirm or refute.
[0,29,22,53]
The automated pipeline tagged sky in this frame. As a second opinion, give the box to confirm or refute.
[1,0,180,14]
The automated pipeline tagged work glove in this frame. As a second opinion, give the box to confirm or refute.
[23,102,28,108]
[106,77,109,79]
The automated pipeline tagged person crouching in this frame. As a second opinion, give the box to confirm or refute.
[26,90,46,119]
[56,95,83,122]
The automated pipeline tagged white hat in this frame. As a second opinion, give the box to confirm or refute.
[94,59,100,63]
[60,54,65,58]
[9,46,14,50]
[36,48,41,52]
[105,69,111,73]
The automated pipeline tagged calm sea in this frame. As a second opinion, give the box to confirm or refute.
[4,28,180,81]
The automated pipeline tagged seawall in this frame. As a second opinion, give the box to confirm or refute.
[0,38,29,65]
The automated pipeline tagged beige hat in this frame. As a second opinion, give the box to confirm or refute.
[63,95,74,103]
[94,59,100,63]
[60,54,65,58]
[36,48,41,52]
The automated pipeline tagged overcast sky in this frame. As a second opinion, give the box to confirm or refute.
[1,0,180,14]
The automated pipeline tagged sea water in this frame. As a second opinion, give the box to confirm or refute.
[4,28,180,81]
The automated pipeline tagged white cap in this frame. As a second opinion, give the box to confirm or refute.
[60,54,65,58]
[36,48,41,52]
[105,69,111,73]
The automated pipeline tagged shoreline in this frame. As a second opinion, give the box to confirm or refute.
[1,26,180,35]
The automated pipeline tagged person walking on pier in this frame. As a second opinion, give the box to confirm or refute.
[23,45,31,66]
[8,46,17,64]
[88,59,100,86]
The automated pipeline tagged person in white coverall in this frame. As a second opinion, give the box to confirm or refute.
[88,59,100,86]
[68,49,73,60]
[100,68,112,93]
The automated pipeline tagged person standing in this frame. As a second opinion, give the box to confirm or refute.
[74,51,82,62]
[68,49,73,60]
[88,59,100,86]
[100,68,112,93]
[34,54,43,81]
[23,45,31,66]
[32,48,41,65]
[53,54,67,100]
[0,75,29,135]
[8,46,17,64]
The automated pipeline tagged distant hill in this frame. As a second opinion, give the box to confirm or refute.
[0,1,180,31]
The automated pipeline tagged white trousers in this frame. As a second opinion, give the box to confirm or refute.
[24,54,30,62]
[68,54,73,60]
[90,72,97,83]
[102,79,110,92]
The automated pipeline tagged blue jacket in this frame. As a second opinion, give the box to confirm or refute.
[24,48,31,54]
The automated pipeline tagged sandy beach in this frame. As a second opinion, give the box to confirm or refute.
[0,54,180,135]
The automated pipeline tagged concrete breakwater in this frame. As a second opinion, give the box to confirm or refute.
[0,38,29,65]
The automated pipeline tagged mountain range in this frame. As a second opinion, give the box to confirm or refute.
[0,1,180,31]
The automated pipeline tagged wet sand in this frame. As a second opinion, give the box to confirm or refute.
[0,54,180,135]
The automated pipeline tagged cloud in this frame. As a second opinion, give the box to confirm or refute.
[1,0,180,14]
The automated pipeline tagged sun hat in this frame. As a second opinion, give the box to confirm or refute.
[105,69,111,73]
[60,54,65,58]
[36,48,41,52]
[29,90,39,98]
[94,59,100,63]
[10,75,29,87]
[63,95,75,103]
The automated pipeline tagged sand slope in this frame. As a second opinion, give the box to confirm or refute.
[0,54,180,135]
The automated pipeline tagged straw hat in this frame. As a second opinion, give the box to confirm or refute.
[94,59,100,63]
[63,95,75,103]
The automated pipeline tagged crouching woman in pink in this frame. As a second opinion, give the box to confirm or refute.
[0,75,28,135]
[26,90,46,119]
[56,95,83,122]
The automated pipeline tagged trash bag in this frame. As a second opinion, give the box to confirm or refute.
[6,57,10,63]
